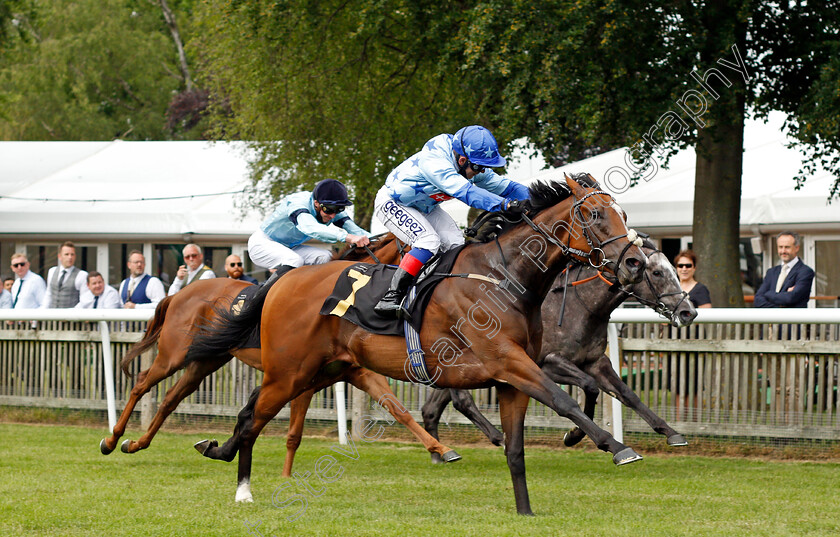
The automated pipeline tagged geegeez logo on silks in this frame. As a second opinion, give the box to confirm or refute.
[384,200,425,237]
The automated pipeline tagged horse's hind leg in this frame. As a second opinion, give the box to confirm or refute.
[586,355,687,446]
[120,355,231,454]
[540,353,603,447]
[100,353,182,455]
[346,368,461,463]
[449,389,504,447]
[496,385,533,515]
[282,388,315,477]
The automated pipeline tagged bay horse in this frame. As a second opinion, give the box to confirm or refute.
[98,235,461,462]
[420,240,698,460]
[189,174,648,514]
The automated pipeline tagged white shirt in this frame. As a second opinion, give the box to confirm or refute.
[167,265,216,296]
[11,271,47,309]
[75,285,121,309]
[118,274,167,309]
[0,289,11,309]
[41,265,90,308]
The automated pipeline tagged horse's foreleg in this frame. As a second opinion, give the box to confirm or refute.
[100,356,180,455]
[346,368,461,463]
[541,353,602,447]
[449,389,504,447]
[234,379,296,503]
[498,354,641,465]
[282,388,315,477]
[496,385,532,515]
[197,385,261,463]
[121,355,231,454]
[420,388,450,463]
[586,355,687,446]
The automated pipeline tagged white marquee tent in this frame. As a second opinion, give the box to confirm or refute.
[1,111,836,243]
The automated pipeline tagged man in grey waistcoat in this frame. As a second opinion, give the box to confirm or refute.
[41,241,89,308]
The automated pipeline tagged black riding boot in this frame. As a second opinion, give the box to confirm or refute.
[260,264,296,288]
[374,268,415,318]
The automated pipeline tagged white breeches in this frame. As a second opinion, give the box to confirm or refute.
[373,188,464,254]
[247,229,333,269]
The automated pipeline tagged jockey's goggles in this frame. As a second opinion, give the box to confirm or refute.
[320,203,341,214]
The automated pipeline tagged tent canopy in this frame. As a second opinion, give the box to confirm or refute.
[0,140,262,240]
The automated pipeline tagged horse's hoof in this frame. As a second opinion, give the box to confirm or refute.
[120,439,133,453]
[563,428,585,447]
[430,452,443,464]
[99,438,114,455]
[440,450,461,463]
[194,439,217,456]
[613,447,643,465]
[667,434,688,447]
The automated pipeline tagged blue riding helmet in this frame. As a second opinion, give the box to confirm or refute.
[451,125,507,168]
[313,179,352,206]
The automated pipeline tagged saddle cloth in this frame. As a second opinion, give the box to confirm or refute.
[319,246,464,336]
[229,284,262,349]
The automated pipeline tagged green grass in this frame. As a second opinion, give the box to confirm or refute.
[1,423,839,537]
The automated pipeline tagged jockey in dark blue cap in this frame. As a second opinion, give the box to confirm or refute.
[248,178,372,272]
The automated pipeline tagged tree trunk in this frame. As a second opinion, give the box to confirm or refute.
[692,118,746,308]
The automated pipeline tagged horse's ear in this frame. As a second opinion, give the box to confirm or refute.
[564,173,587,196]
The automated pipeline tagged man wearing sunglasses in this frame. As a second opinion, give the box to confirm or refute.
[9,253,47,309]
[224,254,258,284]
[247,178,371,272]
[373,125,531,317]
[167,243,216,296]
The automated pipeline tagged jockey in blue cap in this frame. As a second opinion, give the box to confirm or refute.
[373,125,531,317]
[248,178,372,273]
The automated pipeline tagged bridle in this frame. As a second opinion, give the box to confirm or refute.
[551,250,690,325]
[516,188,643,271]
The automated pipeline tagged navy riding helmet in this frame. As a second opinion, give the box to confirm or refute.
[313,179,353,207]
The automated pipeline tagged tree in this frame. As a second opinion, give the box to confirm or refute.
[0,0,200,140]
[459,0,839,307]
[191,0,479,226]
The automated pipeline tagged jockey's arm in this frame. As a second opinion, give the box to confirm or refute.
[333,215,372,247]
[425,159,524,213]
[294,211,352,244]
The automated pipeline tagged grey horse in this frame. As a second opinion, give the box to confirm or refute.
[421,240,697,460]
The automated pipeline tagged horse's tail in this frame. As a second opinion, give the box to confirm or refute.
[184,267,289,366]
[120,296,173,378]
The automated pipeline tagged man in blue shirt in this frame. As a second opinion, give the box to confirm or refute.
[373,125,530,317]
[247,179,371,272]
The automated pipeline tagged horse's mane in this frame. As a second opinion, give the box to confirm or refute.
[471,173,600,243]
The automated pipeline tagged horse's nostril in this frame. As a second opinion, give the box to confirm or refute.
[625,257,641,269]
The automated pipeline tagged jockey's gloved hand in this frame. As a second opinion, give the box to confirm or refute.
[505,199,532,214]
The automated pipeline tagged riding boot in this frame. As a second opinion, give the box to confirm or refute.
[260,264,296,288]
[374,267,415,318]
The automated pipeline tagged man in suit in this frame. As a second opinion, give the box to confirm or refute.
[754,231,815,308]
[76,271,120,309]
[224,254,258,284]
[119,250,166,309]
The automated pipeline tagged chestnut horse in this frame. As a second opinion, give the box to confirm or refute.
[97,235,462,462]
[189,174,647,514]
[420,240,698,459]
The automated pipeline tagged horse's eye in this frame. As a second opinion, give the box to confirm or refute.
[653,270,662,277]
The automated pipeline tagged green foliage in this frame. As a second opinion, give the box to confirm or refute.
[0,0,195,140]
[192,0,478,223]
